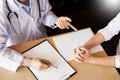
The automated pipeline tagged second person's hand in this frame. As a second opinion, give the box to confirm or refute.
[73,46,91,63]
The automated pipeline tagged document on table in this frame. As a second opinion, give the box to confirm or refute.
[23,40,76,80]
[53,28,103,61]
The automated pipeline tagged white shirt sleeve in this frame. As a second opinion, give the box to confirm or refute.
[41,0,57,29]
[98,12,120,41]
[0,10,24,72]
[115,55,120,68]
[0,48,24,72]
[0,22,24,72]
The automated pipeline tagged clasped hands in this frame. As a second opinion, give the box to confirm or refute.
[73,46,94,64]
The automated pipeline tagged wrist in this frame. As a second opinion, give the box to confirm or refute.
[88,56,95,64]
[82,44,88,49]
[23,57,32,66]
[54,17,58,24]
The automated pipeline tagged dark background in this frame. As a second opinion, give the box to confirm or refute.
[46,0,120,74]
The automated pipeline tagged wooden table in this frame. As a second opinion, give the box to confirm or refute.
[0,28,120,80]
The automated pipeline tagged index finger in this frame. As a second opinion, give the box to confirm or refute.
[69,24,78,31]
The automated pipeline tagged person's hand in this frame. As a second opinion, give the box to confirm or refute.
[73,46,92,63]
[23,58,51,70]
[54,16,77,31]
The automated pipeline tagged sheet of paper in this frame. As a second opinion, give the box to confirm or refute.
[53,28,103,61]
[23,40,75,80]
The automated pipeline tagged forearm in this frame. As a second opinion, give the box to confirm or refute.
[74,46,115,67]
[89,56,115,67]
[83,32,105,49]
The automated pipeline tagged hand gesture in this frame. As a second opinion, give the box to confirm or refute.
[73,46,91,63]
[54,16,77,31]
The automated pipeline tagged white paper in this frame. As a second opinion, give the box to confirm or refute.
[23,40,75,80]
[53,28,103,61]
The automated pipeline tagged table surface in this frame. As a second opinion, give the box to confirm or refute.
[0,28,120,80]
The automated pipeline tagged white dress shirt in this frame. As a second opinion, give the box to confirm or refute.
[98,12,120,68]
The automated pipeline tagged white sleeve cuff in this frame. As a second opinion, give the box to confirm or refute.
[50,16,58,29]
[115,55,120,68]
[0,48,24,72]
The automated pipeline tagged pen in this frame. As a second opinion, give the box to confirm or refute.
[51,64,58,69]
[37,58,58,69]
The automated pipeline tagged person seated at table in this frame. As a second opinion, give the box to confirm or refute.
[73,12,120,68]
[0,0,77,72]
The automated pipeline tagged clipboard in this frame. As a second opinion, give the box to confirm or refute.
[23,40,76,80]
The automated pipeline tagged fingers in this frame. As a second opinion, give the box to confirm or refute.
[69,24,78,31]
[74,57,83,63]
[38,59,52,70]
[39,61,50,70]
[73,47,89,63]
[30,58,51,70]
[38,63,49,70]
[55,18,70,29]
[40,59,51,66]
[65,22,77,31]
[73,48,84,63]
[62,17,72,22]
[75,47,85,58]
[59,20,69,29]
[55,17,77,31]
